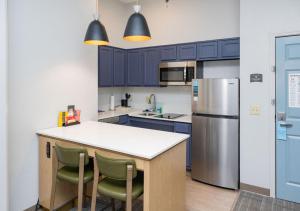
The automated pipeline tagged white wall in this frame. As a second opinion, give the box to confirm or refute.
[7,0,103,210]
[203,60,240,78]
[0,0,8,210]
[122,0,240,49]
[240,0,300,192]
[100,0,130,47]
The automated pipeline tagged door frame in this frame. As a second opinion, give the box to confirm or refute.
[269,31,300,197]
[0,0,8,210]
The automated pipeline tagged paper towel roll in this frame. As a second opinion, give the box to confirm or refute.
[110,95,115,110]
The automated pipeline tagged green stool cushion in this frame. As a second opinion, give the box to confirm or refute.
[97,171,144,201]
[57,166,93,184]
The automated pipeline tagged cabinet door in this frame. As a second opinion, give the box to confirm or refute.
[127,50,144,86]
[160,45,177,61]
[218,38,240,59]
[197,41,218,60]
[128,117,174,132]
[174,122,192,170]
[113,49,126,86]
[187,138,192,170]
[98,46,114,87]
[177,44,197,60]
[118,115,129,125]
[144,48,160,86]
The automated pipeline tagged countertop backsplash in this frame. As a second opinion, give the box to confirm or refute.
[98,86,192,115]
[98,87,125,111]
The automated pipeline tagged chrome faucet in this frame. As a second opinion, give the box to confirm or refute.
[148,94,156,112]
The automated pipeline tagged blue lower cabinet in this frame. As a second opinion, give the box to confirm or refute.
[186,138,192,170]
[128,117,174,132]
[174,122,192,170]
[118,115,129,125]
[128,117,192,169]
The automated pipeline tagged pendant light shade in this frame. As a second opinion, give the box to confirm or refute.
[84,20,109,45]
[123,5,151,42]
[84,0,109,46]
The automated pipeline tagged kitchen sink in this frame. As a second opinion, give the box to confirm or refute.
[139,112,157,116]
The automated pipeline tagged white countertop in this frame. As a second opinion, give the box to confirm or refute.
[98,107,192,123]
[37,121,189,160]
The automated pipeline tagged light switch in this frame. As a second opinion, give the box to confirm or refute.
[250,105,261,115]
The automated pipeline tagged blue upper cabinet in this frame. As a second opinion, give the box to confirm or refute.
[98,37,240,88]
[143,48,160,86]
[98,46,114,87]
[218,38,240,59]
[197,41,218,60]
[113,48,126,86]
[177,43,197,60]
[160,45,177,61]
[127,49,144,86]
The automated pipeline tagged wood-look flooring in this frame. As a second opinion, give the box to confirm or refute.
[186,173,239,211]
[28,173,239,211]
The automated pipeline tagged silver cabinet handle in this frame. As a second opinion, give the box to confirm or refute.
[280,122,293,127]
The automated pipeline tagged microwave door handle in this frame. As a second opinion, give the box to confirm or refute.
[184,63,187,83]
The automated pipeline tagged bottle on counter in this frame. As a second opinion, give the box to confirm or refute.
[156,102,163,114]
[110,95,115,111]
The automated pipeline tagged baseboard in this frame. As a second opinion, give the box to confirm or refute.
[240,183,270,196]
[23,205,37,211]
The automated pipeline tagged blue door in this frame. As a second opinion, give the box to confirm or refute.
[276,35,300,203]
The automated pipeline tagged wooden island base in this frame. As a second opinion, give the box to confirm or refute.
[39,136,186,211]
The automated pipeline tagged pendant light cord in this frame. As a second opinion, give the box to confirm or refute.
[96,0,99,20]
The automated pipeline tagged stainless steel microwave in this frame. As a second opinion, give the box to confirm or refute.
[159,61,197,86]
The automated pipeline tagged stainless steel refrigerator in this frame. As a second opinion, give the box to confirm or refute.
[191,78,239,189]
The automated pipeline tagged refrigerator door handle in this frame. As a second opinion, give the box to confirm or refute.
[183,63,187,84]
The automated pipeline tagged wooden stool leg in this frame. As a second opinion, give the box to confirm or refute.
[111,198,115,211]
[83,183,87,207]
[78,153,85,211]
[126,165,133,211]
[50,147,58,211]
[91,156,100,211]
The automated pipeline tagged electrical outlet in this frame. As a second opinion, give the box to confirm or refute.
[250,105,261,115]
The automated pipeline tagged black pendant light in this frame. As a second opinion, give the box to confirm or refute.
[84,0,109,45]
[123,2,151,42]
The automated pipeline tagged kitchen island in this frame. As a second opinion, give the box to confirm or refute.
[37,121,189,211]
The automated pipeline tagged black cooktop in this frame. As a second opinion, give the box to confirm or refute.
[155,113,184,119]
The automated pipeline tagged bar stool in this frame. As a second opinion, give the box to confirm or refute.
[91,153,144,211]
[50,144,93,211]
